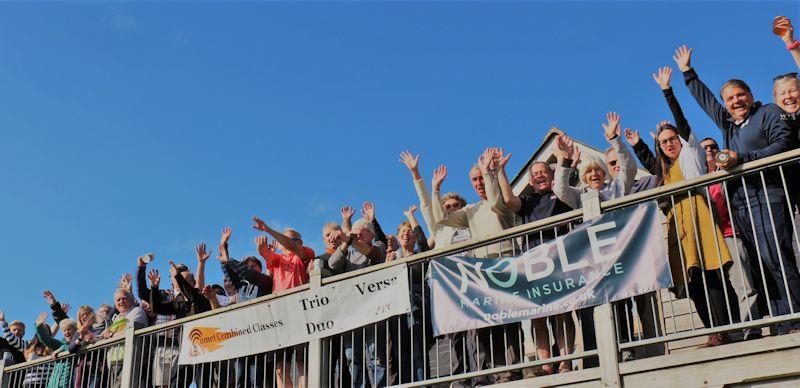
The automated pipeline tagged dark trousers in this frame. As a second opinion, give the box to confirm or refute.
[687,267,740,329]
[578,308,599,368]
[734,195,800,333]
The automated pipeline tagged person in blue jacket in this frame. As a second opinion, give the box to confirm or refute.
[675,45,800,334]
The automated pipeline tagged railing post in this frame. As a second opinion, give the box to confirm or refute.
[307,259,324,387]
[0,359,6,387]
[581,190,621,387]
[119,326,137,388]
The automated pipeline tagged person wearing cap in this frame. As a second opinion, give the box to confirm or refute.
[676,44,800,335]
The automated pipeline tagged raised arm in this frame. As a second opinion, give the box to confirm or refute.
[653,66,692,139]
[775,16,800,69]
[553,134,583,209]
[195,243,211,289]
[399,150,434,230]
[674,45,730,129]
[360,202,388,246]
[495,149,522,213]
[603,112,635,195]
[136,258,152,302]
[34,312,61,350]
[253,216,311,261]
[625,128,660,176]
[0,311,27,352]
[340,206,355,234]
[480,148,513,216]
[42,290,68,323]
[148,269,178,316]
[430,165,470,228]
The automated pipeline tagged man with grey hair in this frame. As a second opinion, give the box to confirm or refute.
[330,215,388,387]
[253,216,315,293]
[329,218,387,273]
[316,222,345,278]
[104,288,149,388]
[431,148,521,383]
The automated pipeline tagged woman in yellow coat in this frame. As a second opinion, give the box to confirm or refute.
[636,66,740,346]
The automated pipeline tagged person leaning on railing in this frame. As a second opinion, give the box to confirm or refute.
[316,222,346,278]
[32,311,82,388]
[552,112,637,367]
[215,226,273,388]
[676,44,800,335]
[399,151,472,249]
[0,310,27,366]
[252,216,315,388]
[430,147,522,383]
[383,209,430,384]
[329,216,389,387]
[635,64,741,347]
[770,18,800,210]
[102,288,149,388]
[494,150,577,374]
[22,337,54,387]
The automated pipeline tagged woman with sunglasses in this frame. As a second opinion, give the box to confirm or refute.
[632,66,739,347]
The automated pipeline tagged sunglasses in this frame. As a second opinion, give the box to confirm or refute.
[702,143,719,150]
[443,203,460,210]
[606,160,618,167]
[773,72,799,82]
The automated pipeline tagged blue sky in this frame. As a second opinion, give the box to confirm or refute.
[1,1,798,331]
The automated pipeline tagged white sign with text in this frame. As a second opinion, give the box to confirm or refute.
[178,264,411,365]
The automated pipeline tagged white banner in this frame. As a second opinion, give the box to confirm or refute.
[178,264,411,365]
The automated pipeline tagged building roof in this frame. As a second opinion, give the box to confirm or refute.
[510,127,651,196]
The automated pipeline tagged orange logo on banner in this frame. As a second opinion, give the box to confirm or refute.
[187,327,243,356]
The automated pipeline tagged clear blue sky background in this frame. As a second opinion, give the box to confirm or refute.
[1,1,799,332]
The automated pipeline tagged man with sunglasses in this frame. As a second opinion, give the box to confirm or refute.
[252,216,314,292]
[676,45,800,334]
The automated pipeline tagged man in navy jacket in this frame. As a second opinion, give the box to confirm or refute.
[675,45,800,334]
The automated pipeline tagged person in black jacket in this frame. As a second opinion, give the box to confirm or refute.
[675,45,800,334]
[218,227,273,388]
[495,154,576,373]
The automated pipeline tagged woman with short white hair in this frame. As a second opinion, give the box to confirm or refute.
[553,111,637,210]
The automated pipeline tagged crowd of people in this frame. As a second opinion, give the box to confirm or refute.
[3,14,800,388]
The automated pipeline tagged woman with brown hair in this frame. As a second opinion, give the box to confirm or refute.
[631,66,740,346]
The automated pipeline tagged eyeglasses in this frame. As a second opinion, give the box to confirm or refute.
[606,160,618,167]
[658,135,680,147]
[773,72,799,82]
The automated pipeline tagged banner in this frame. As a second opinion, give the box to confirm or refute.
[428,201,671,336]
[178,264,411,365]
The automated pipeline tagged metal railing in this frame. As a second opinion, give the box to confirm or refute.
[3,148,800,387]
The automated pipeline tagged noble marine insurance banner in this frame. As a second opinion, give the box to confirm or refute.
[428,201,671,336]
[178,264,411,365]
